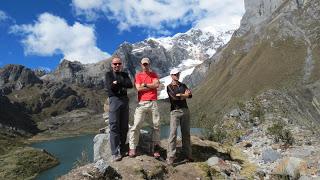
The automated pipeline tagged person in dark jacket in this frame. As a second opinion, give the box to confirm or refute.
[105,57,133,161]
[166,68,193,165]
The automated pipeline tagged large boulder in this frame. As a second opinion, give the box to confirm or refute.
[93,128,153,163]
[93,133,112,162]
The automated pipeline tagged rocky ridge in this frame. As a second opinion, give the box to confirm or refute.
[226,89,320,178]
[36,28,231,90]
[0,64,42,95]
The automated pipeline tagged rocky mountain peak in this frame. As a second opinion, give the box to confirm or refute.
[0,64,42,94]
[238,0,309,36]
[54,59,84,79]
[34,28,232,89]
[42,59,110,88]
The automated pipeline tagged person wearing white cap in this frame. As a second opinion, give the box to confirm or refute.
[166,68,193,165]
[128,57,161,158]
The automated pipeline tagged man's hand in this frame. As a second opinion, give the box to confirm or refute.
[176,89,192,99]
[185,89,191,95]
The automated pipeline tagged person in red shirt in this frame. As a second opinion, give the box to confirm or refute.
[128,57,161,158]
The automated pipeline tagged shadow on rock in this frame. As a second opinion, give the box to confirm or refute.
[191,144,233,162]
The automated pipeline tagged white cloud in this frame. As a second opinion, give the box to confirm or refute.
[72,0,245,35]
[73,0,103,9]
[10,13,109,64]
[0,10,9,22]
[195,0,245,33]
[72,0,104,21]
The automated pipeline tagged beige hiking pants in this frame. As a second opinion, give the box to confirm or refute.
[129,101,160,149]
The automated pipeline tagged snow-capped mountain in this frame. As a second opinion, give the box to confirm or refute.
[114,28,234,99]
[153,29,234,98]
[152,28,233,58]
[36,28,234,99]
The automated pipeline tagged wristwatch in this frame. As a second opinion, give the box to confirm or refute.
[143,83,147,88]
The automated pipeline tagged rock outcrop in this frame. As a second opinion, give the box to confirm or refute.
[42,59,110,89]
[0,64,42,95]
[60,136,256,179]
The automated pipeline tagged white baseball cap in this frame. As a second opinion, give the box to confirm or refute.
[170,68,180,75]
[141,58,150,64]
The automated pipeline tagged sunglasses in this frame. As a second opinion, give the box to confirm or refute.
[142,63,149,66]
[112,63,122,66]
[172,73,180,76]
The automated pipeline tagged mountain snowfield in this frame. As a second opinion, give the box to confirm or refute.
[149,28,234,99]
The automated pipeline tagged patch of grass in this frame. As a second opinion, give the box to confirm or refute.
[267,122,294,145]
[201,127,227,143]
[250,98,264,120]
[0,134,24,155]
[0,147,59,179]
[148,164,166,179]
[240,162,257,179]
[226,146,257,179]
[197,162,224,179]
[201,119,245,144]
[237,101,246,111]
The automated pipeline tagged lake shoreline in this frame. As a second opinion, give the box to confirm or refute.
[31,126,203,179]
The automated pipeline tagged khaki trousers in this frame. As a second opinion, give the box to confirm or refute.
[167,108,191,158]
[129,101,160,149]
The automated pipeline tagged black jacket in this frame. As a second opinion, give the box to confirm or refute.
[105,71,133,97]
[167,82,192,111]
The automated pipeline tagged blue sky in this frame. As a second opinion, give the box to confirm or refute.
[0,0,244,71]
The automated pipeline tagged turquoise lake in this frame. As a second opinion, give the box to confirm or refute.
[32,126,202,180]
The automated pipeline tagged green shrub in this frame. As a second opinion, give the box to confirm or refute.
[251,99,264,120]
[202,127,227,143]
[201,119,245,144]
[267,122,294,145]
[237,101,246,111]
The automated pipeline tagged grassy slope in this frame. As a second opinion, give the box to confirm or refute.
[190,35,308,127]
[0,147,59,180]
[0,133,59,179]
[311,45,320,82]
[6,84,106,122]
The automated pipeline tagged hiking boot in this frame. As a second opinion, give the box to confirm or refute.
[153,151,160,158]
[112,154,122,162]
[183,156,194,162]
[129,149,136,158]
[153,144,161,158]
[166,157,175,165]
